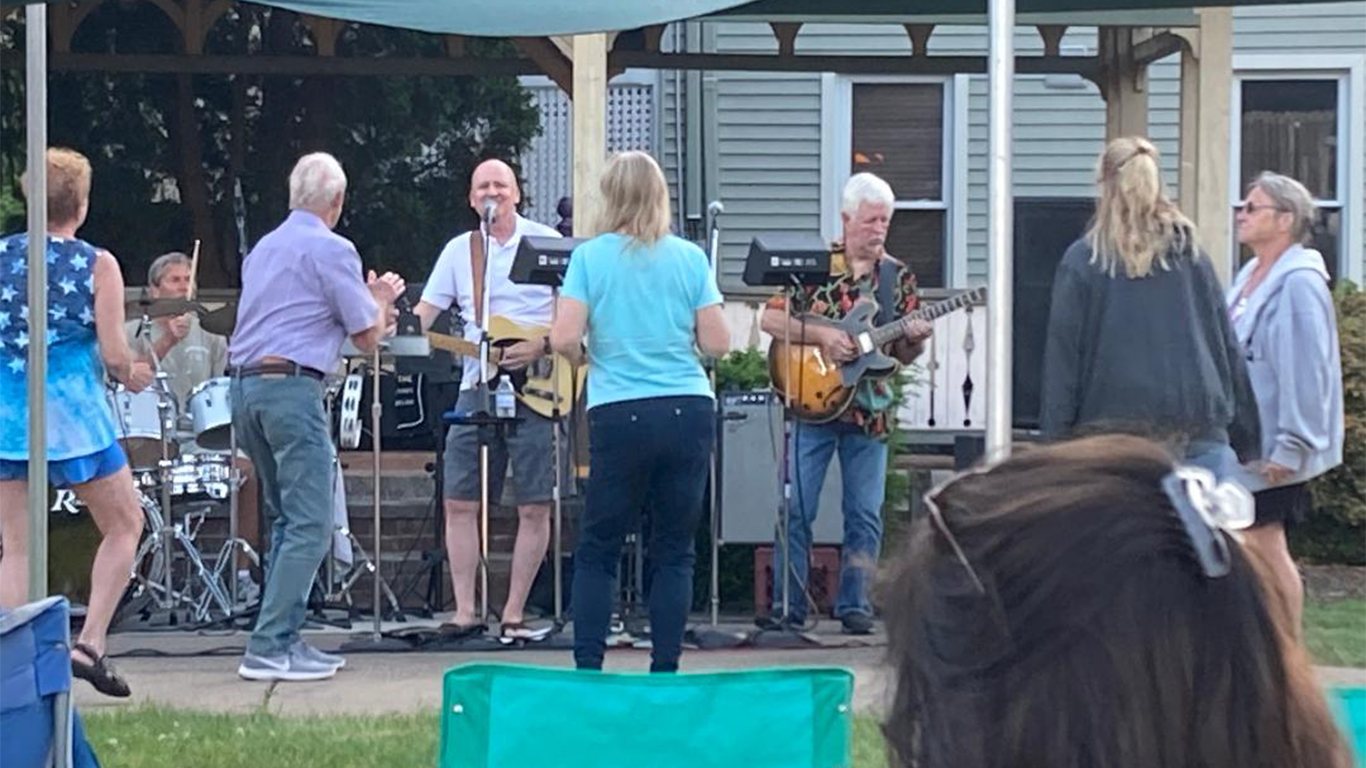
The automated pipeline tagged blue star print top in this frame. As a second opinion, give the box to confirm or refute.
[0,233,119,460]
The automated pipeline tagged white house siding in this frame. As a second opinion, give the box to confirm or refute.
[654,3,1366,294]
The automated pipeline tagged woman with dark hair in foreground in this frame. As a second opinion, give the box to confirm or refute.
[881,435,1351,768]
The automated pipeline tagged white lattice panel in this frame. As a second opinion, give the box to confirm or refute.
[897,303,987,432]
[520,84,656,228]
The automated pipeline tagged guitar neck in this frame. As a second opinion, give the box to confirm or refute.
[866,289,984,348]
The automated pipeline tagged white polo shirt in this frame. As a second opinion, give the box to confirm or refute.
[421,214,560,390]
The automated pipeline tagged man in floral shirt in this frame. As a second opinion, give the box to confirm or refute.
[759,172,932,635]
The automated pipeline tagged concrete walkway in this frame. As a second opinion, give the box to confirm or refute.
[76,625,1365,717]
[78,622,892,716]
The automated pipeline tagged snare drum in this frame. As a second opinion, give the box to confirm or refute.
[188,377,232,451]
[109,387,177,464]
[164,453,233,504]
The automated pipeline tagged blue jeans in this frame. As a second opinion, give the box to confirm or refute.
[771,421,887,622]
[572,396,714,672]
[231,376,334,658]
[1185,439,1236,480]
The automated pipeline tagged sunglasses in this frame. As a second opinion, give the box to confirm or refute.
[922,471,989,595]
[1238,201,1287,215]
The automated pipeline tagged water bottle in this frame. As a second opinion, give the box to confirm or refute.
[495,374,516,419]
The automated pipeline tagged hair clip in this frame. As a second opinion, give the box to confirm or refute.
[1160,466,1255,578]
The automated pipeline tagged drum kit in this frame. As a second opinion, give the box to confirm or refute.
[98,295,249,626]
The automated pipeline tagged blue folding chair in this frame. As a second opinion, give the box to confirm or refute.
[0,597,101,768]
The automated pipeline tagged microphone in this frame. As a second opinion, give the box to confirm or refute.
[483,198,497,225]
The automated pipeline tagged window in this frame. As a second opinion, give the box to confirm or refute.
[1233,75,1349,281]
[827,77,956,288]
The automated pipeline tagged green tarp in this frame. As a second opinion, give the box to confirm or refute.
[439,663,855,768]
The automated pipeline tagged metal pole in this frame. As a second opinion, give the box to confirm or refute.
[985,0,1015,459]
[25,3,49,602]
[371,347,382,641]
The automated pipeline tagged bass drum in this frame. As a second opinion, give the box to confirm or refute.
[46,489,99,606]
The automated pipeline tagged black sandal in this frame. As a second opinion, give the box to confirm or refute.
[438,622,487,640]
[71,642,131,698]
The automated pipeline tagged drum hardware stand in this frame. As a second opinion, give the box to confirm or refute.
[339,344,417,652]
[123,315,235,625]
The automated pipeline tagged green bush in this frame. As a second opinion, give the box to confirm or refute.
[1297,281,1365,564]
[715,349,771,392]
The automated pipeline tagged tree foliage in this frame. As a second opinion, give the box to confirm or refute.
[1,2,541,288]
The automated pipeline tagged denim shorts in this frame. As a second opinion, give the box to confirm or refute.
[0,442,128,488]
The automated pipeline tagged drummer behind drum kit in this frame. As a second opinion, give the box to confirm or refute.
[101,296,248,626]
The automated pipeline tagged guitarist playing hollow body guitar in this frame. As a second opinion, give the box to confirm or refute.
[756,172,932,636]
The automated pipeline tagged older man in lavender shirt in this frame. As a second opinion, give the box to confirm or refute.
[229,153,404,682]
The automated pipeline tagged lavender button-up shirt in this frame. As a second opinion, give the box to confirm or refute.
[229,210,378,373]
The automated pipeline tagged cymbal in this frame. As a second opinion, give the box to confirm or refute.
[125,297,202,320]
[199,304,237,336]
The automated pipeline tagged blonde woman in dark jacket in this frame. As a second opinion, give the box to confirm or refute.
[1042,137,1260,472]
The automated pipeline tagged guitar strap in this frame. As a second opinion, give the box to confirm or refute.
[874,257,900,327]
[468,228,487,327]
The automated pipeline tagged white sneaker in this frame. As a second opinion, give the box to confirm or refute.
[235,572,261,605]
[291,640,346,670]
[238,649,337,682]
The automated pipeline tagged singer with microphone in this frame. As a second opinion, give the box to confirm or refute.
[413,159,564,641]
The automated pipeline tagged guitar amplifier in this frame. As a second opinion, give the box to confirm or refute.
[718,391,844,545]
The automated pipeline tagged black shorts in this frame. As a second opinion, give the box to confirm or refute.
[1253,482,1312,527]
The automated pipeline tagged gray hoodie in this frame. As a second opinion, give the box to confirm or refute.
[1226,245,1344,492]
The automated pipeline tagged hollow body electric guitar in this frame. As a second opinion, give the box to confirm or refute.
[426,315,585,419]
[769,287,986,423]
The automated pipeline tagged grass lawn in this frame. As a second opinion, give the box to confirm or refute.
[80,599,1363,768]
[82,708,893,768]
[1305,599,1366,668]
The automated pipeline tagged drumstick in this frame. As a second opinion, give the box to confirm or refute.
[187,239,201,302]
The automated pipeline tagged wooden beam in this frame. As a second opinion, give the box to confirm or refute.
[572,34,608,239]
[768,22,802,57]
[641,24,666,54]
[1177,9,1234,280]
[23,52,541,77]
[610,50,1097,76]
[903,24,934,57]
[300,14,344,57]
[1036,24,1067,57]
[1131,30,1184,68]
[513,36,574,95]
[1098,26,1149,140]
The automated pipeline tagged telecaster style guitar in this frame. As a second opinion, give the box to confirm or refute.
[769,287,986,423]
[425,315,585,419]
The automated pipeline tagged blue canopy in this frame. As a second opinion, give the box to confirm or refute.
[0,0,755,36]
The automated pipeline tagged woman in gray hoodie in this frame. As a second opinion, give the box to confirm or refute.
[1227,171,1344,629]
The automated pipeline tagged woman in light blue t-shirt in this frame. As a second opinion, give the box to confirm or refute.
[552,151,730,672]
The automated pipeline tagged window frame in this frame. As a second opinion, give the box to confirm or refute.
[820,73,968,288]
[1228,54,1365,285]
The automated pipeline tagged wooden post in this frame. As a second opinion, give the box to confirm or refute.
[571,33,608,238]
[1098,27,1149,141]
[1177,9,1234,280]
